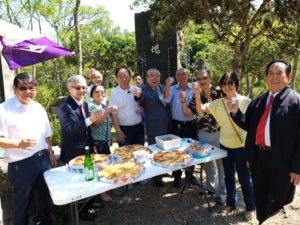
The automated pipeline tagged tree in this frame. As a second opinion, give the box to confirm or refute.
[74,0,82,75]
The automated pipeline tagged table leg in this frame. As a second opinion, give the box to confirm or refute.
[70,202,80,225]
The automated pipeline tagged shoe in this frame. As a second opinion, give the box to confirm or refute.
[199,189,215,196]
[153,180,164,187]
[99,192,112,202]
[79,210,96,221]
[91,200,104,209]
[173,177,181,188]
[222,205,235,214]
[215,197,226,206]
[244,210,255,221]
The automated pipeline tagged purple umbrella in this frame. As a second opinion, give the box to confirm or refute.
[0,36,73,70]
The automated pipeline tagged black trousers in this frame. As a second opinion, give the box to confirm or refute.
[119,123,145,147]
[250,148,295,224]
[7,151,52,225]
[171,119,198,179]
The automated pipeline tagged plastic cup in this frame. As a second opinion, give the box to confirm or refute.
[231,96,237,104]
[193,82,199,88]
[168,77,175,84]
[133,150,147,163]
[181,91,187,98]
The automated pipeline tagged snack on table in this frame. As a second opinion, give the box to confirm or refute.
[185,144,210,158]
[114,144,149,160]
[152,150,192,168]
[68,154,109,173]
[69,154,109,166]
[188,144,209,155]
[98,161,144,183]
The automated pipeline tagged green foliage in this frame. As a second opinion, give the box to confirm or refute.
[35,84,57,109]
[49,114,62,146]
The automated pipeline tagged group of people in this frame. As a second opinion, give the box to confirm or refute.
[0,59,300,225]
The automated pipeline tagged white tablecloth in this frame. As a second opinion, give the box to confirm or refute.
[44,142,227,205]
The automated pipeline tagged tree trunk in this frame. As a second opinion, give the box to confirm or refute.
[74,0,82,75]
[291,51,299,90]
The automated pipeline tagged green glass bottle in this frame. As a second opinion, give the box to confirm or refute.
[84,146,95,181]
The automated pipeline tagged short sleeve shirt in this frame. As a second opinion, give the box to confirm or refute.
[189,87,222,133]
[0,96,52,162]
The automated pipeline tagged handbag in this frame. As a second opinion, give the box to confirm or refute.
[221,99,243,144]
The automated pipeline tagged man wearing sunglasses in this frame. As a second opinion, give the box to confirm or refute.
[0,73,56,225]
[58,75,103,221]
[182,69,226,205]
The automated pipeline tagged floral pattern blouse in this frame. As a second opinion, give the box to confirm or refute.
[189,86,222,133]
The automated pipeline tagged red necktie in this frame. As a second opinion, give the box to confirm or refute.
[256,95,274,146]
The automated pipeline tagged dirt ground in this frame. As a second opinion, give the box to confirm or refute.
[78,167,300,225]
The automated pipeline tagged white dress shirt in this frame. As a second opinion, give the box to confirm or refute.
[265,91,279,146]
[0,96,52,162]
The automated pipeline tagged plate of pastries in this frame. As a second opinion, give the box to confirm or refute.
[68,154,110,173]
[151,150,193,168]
[114,144,151,161]
[97,161,145,184]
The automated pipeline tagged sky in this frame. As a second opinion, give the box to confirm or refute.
[83,0,138,31]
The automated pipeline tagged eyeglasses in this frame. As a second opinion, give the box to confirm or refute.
[220,81,234,87]
[197,77,208,81]
[73,86,87,90]
[17,86,36,91]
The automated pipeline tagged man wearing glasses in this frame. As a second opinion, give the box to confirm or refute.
[0,73,56,225]
[182,69,226,205]
[58,75,102,221]
[58,75,102,164]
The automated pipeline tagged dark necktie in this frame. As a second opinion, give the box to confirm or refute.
[79,104,84,119]
[256,95,274,146]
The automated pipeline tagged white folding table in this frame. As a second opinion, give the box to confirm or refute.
[44,142,227,224]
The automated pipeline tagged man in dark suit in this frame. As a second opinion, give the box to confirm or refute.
[58,75,102,220]
[134,68,171,187]
[227,59,300,224]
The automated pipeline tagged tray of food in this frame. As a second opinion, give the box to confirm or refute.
[68,154,110,173]
[155,134,182,150]
[97,161,145,184]
[184,143,211,158]
[151,150,193,169]
[114,144,151,161]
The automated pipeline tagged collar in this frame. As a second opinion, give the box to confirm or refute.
[117,85,131,93]
[175,83,191,90]
[13,96,33,109]
[70,96,83,106]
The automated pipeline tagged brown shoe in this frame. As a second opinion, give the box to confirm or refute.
[244,210,255,221]
[99,192,112,202]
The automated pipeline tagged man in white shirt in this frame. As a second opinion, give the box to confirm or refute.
[109,67,144,146]
[0,73,56,225]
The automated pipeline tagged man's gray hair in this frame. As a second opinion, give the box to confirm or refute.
[146,68,161,77]
[67,75,86,88]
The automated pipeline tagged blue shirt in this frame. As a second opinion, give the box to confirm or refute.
[165,84,196,121]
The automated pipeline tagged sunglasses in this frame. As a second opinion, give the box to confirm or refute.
[221,81,234,86]
[197,77,208,81]
[73,86,87,90]
[17,86,36,91]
